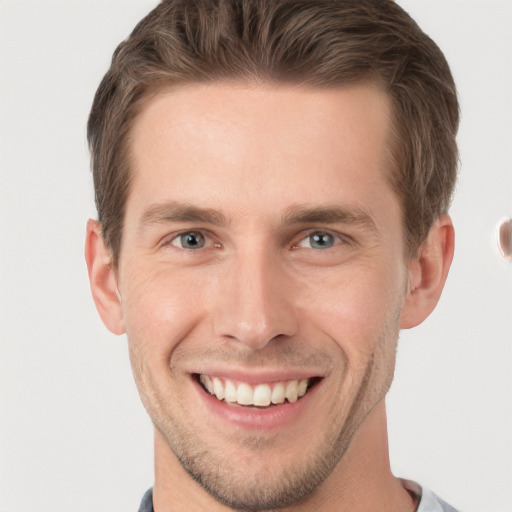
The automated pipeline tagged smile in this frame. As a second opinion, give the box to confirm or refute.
[198,374,317,407]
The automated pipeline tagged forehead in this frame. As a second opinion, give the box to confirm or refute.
[126,81,397,228]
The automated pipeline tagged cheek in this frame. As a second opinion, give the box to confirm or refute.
[120,263,211,359]
[296,263,404,359]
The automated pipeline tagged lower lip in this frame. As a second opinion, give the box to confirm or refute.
[193,377,320,430]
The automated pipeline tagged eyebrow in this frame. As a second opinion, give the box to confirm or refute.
[139,201,228,231]
[138,201,377,233]
[282,204,378,232]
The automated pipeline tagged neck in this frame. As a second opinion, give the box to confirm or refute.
[152,401,417,512]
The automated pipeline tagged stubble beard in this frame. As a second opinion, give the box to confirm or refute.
[151,346,396,511]
[156,411,357,511]
[140,305,402,511]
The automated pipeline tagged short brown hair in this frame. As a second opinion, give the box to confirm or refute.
[88,0,459,266]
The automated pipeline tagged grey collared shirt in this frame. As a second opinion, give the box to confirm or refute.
[402,480,461,512]
[138,488,153,512]
[138,482,462,511]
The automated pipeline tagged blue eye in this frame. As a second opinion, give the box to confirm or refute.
[173,231,206,249]
[308,232,335,249]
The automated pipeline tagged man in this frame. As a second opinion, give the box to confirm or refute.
[85,1,460,511]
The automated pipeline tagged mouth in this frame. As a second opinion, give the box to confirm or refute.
[195,374,321,408]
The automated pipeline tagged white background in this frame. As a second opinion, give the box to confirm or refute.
[1,1,510,511]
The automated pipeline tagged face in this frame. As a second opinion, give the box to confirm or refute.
[117,82,410,509]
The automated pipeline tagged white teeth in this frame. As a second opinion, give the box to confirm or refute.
[199,376,311,407]
[285,380,299,403]
[271,383,286,404]
[253,384,272,406]
[298,378,308,397]
[224,380,237,403]
[200,374,214,394]
[237,383,253,405]
[213,377,225,400]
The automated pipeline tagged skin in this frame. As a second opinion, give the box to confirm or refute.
[86,81,454,511]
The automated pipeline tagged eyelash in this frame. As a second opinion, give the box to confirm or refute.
[161,230,219,251]
[292,230,348,250]
[161,229,350,252]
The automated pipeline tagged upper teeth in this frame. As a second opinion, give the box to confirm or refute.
[199,375,310,406]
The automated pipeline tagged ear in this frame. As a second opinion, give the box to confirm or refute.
[400,214,455,329]
[85,219,125,335]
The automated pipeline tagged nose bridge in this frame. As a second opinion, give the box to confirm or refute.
[214,245,297,349]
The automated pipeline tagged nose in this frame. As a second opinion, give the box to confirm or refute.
[213,250,298,350]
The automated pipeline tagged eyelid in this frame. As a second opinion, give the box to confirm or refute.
[293,229,351,249]
[160,229,220,250]
[158,227,353,252]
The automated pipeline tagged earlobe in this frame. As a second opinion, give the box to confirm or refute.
[84,219,125,335]
[400,215,455,329]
